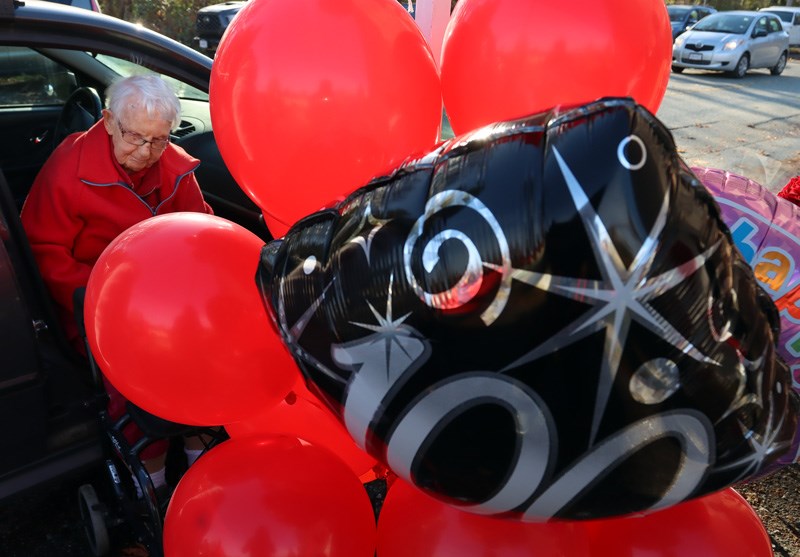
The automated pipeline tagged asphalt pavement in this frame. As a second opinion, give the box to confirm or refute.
[657,54,800,196]
[737,464,800,557]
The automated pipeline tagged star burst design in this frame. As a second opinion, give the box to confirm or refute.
[346,204,392,264]
[277,264,344,382]
[712,403,790,483]
[348,273,418,382]
[717,348,766,424]
[503,147,721,445]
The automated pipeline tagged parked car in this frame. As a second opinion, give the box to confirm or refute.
[760,5,800,46]
[667,4,717,41]
[671,10,789,78]
[0,0,269,520]
[193,0,246,56]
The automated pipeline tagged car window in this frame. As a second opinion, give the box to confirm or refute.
[0,46,75,108]
[668,7,689,23]
[41,0,99,11]
[762,10,793,23]
[767,17,782,33]
[755,16,769,35]
[94,54,208,102]
[70,0,95,10]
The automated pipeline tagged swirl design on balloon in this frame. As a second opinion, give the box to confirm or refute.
[403,190,512,325]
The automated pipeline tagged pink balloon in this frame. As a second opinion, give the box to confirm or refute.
[440,0,672,134]
[694,166,800,466]
[210,0,442,237]
[694,168,800,376]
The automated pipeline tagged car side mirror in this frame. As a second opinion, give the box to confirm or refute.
[753,28,767,38]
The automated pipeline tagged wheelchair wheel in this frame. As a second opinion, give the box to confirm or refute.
[78,483,111,557]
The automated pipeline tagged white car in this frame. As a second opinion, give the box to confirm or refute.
[672,10,790,78]
[760,5,800,46]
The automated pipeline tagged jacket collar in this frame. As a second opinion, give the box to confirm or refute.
[76,120,200,185]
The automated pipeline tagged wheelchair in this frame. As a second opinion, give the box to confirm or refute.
[73,287,228,557]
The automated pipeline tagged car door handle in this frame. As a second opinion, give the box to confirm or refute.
[31,130,49,144]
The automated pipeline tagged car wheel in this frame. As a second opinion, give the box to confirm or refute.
[729,54,749,78]
[671,65,684,74]
[771,52,788,75]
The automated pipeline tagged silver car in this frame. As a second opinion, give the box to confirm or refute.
[672,11,789,78]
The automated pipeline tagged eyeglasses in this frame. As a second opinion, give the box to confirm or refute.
[116,120,169,151]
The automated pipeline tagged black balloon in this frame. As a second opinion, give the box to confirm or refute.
[256,98,799,520]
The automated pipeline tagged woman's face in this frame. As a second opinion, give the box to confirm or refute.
[102,107,172,174]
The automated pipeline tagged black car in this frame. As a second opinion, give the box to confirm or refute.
[667,4,717,41]
[194,0,246,56]
[0,0,268,514]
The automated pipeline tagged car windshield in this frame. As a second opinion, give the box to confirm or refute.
[692,14,753,34]
[95,54,209,101]
[667,7,691,22]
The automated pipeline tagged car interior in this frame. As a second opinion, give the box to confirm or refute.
[0,15,277,549]
[0,26,271,522]
[0,45,270,240]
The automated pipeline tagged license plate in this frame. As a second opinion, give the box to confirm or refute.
[689,52,702,61]
[199,39,208,48]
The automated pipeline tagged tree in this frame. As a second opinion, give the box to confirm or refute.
[99,0,209,47]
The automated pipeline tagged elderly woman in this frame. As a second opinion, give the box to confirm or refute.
[21,74,213,494]
[23,74,212,343]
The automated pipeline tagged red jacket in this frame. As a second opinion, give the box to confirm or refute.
[21,120,213,344]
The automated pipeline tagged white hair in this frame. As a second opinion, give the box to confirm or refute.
[106,74,181,129]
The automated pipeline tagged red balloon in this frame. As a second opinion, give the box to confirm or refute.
[210,0,442,237]
[164,435,377,557]
[226,375,378,477]
[583,488,772,556]
[377,480,591,557]
[440,0,672,134]
[85,213,296,425]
